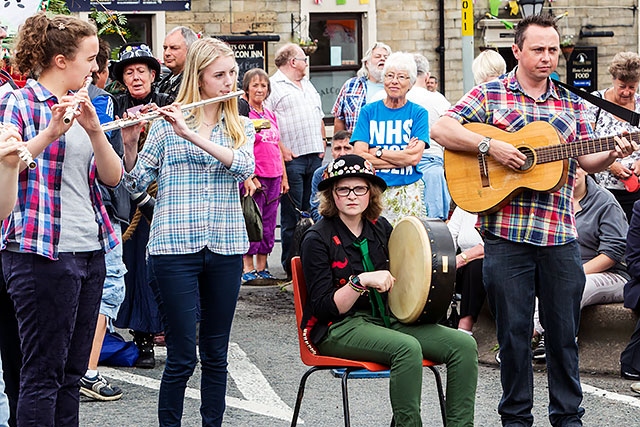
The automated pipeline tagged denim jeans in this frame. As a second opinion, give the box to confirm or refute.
[0,258,19,427]
[3,250,105,427]
[280,154,322,273]
[148,250,242,427]
[0,356,8,427]
[100,221,127,321]
[483,237,585,427]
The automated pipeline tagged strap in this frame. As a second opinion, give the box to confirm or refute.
[353,237,391,328]
[552,79,640,127]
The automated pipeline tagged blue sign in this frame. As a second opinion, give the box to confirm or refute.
[67,0,190,12]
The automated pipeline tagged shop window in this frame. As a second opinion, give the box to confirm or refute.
[308,13,362,123]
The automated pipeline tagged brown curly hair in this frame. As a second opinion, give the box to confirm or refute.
[13,12,97,77]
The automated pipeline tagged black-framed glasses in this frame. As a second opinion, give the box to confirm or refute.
[334,186,370,197]
[293,57,308,63]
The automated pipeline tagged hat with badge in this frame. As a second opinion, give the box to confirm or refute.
[318,154,387,192]
[112,43,161,84]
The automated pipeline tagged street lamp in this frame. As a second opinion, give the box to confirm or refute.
[519,0,544,18]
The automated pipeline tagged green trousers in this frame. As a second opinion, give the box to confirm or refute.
[317,311,478,427]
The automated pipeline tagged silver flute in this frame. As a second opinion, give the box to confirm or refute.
[0,123,35,170]
[63,76,93,124]
[101,90,245,132]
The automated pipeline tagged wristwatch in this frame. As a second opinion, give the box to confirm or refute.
[350,275,362,287]
[478,137,491,155]
[375,148,383,158]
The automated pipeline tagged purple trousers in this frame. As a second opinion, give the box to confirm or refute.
[2,250,104,427]
[242,176,282,255]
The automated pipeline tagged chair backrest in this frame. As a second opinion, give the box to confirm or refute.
[291,256,312,360]
[291,256,402,371]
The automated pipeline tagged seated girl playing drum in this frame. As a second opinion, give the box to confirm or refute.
[299,154,478,426]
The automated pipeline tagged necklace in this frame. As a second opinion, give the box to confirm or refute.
[202,120,216,128]
[249,103,266,119]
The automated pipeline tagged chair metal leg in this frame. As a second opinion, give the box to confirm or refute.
[428,365,447,426]
[290,366,324,427]
[340,368,356,427]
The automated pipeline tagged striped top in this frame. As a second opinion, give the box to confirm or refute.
[445,68,595,246]
[122,115,255,256]
[0,79,118,260]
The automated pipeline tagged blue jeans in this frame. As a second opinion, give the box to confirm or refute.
[3,250,105,427]
[483,237,585,427]
[100,221,126,321]
[280,154,322,274]
[148,250,242,427]
[0,356,8,427]
[418,155,450,220]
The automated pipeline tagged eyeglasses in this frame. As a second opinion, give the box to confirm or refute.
[334,186,370,197]
[293,57,308,63]
[384,73,410,82]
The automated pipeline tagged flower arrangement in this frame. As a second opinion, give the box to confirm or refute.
[297,37,318,55]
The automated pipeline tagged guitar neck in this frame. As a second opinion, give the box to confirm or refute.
[537,131,640,164]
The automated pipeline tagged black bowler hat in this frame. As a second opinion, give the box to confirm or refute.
[318,154,387,192]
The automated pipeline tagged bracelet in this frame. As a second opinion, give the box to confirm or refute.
[348,275,369,295]
[460,252,468,263]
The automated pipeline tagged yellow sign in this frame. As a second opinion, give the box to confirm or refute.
[461,0,474,37]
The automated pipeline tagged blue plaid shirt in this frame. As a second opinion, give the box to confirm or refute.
[122,115,256,256]
[331,76,368,132]
[0,79,118,260]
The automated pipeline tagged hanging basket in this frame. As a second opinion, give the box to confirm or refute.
[300,44,317,55]
[561,45,574,61]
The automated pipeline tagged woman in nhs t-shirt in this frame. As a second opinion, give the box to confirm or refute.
[352,51,430,225]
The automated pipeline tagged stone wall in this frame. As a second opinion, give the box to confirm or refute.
[164,0,638,104]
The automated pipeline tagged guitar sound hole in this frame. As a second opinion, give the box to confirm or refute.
[518,147,535,171]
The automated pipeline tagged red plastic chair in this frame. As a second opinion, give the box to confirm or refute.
[290,256,447,427]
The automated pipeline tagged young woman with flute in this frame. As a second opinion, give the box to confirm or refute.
[121,37,254,427]
[0,12,122,427]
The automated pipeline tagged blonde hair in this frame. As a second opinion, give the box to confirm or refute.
[175,37,246,149]
[472,50,507,85]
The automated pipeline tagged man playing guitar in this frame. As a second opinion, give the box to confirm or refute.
[432,14,636,427]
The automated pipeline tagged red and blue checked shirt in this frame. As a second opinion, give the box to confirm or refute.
[0,79,118,260]
[445,68,595,247]
[331,76,368,132]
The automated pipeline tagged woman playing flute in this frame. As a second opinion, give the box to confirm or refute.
[121,37,255,427]
[0,12,122,427]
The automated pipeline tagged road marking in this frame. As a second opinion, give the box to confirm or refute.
[582,383,640,408]
[101,342,302,424]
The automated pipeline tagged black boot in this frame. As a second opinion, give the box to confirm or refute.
[132,330,155,369]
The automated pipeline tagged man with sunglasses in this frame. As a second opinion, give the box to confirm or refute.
[264,43,326,278]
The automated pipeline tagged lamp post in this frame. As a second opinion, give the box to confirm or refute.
[518,0,544,18]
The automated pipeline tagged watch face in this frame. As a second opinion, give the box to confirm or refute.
[375,149,383,158]
[351,275,360,285]
[479,138,490,154]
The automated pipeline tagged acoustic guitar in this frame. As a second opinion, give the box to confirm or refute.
[443,121,623,214]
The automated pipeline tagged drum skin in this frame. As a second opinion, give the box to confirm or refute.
[388,217,456,324]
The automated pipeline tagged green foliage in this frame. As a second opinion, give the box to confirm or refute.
[46,0,71,15]
[89,9,131,41]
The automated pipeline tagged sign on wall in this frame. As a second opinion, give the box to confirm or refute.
[217,35,279,84]
[567,47,597,94]
[67,0,190,12]
[0,0,45,35]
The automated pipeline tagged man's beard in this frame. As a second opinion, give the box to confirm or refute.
[368,66,383,83]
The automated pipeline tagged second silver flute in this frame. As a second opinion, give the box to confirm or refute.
[101,90,245,133]
[63,76,93,124]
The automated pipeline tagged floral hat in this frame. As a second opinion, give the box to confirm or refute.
[318,154,387,192]
[112,43,161,84]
